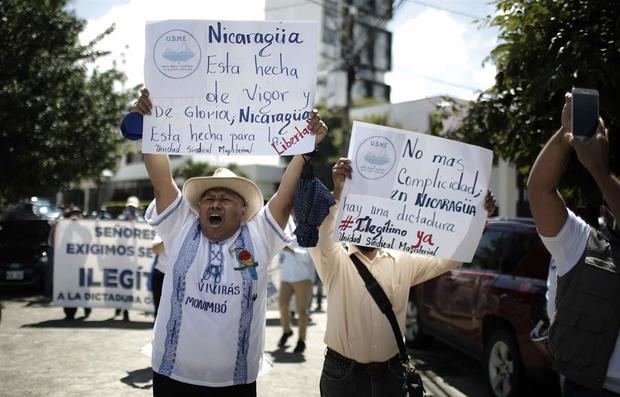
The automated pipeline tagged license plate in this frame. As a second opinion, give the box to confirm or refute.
[6,270,24,280]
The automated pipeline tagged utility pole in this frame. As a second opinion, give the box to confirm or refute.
[340,3,357,155]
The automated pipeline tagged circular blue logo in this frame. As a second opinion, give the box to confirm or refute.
[355,136,397,180]
[153,29,201,79]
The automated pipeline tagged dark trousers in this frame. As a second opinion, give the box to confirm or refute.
[151,269,165,319]
[320,348,405,397]
[63,307,91,319]
[153,372,256,397]
[563,379,620,397]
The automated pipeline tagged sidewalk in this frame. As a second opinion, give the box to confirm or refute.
[0,296,326,397]
[259,307,325,397]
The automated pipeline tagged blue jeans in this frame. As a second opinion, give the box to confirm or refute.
[320,350,405,397]
[563,379,620,397]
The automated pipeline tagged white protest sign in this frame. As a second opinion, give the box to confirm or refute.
[336,122,493,263]
[53,219,157,311]
[143,20,319,156]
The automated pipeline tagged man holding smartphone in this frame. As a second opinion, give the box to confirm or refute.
[528,91,620,396]
[571,87,600,141]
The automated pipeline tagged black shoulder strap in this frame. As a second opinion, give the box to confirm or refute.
[349,253,409,361]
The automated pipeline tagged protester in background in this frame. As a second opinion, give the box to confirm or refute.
[115,195,143,321]
[150,236,167,319]
[528,92,620,396]
[54,207,92,320]
[310,158,496,397]
[313,269,324,313]
[129,88,328,396]
[118,195,144,221]
[44,207,62,300]
[277,221,315,353]
[97,206,112,220]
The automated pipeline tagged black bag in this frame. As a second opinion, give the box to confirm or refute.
[403,358,425,397]
[350,254,426,397]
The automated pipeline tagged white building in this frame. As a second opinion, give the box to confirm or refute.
[266,0,393,106]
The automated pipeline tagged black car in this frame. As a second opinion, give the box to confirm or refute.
[0,200,56,289]
[405,218,557,397]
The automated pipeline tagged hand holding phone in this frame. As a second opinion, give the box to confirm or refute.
[571,88,599,140]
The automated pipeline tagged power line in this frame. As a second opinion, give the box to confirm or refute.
[406,71,482,91]
[264,2,309,12]
[265,0,339,14]
[406,0,483,20]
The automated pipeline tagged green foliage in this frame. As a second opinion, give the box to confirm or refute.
[352,97,384,108]
[0,0,132,205]
[436,0,620,205]
[173,159,247,181]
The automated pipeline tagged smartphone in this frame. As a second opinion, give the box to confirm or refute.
[571,88,599,140]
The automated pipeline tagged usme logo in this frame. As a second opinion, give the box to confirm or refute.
[153,29,201,79]
[355,136,396,180]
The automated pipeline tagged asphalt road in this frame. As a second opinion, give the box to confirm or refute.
[0,290,557,397]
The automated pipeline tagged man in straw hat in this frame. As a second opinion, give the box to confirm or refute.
[129,89,328,396]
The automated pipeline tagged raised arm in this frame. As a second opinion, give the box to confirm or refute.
[527,94,573,237]
[268,111,328,228]
[568,119,620,225]
[132,89,180,214]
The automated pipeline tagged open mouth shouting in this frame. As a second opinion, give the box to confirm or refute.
[208,213,223,226]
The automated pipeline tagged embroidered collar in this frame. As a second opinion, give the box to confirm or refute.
[202,225,244,245]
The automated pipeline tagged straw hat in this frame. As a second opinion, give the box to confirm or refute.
[182,168,263,221]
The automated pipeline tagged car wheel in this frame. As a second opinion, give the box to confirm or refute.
[485,329,523,397]
[404,296,432,348]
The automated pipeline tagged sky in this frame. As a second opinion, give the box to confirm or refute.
[70,0,498,103]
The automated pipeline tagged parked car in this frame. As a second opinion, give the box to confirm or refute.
[0,199,57,289]
[405,218,556,397]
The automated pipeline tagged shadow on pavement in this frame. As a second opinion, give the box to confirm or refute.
[121,367,153,390]
[266,318,282,327]
[22,318,154,330]
[267,347,306,363]
[411,341,561,397]
[24,297,53,308]
[411,344,487,397]
[266,318,317,327]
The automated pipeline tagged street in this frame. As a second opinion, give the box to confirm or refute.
[0,290,552,397]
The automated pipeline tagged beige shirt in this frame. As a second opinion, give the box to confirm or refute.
[309,202,458,363]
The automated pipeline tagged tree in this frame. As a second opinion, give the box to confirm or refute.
[0,0,132,205]
[433,0,620,207]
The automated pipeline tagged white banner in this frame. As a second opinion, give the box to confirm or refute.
[52,219,157,311]
[336,122,494,263]
[142,19,320,156]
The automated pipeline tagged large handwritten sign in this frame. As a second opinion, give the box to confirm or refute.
[336,122,493,262]
[53,219,157,311]
[143,20,319,156]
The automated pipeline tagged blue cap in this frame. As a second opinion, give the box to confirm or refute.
[120,112,144,141]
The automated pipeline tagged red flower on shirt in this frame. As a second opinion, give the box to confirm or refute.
[229,246,258,270]
[238,249,252,264]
